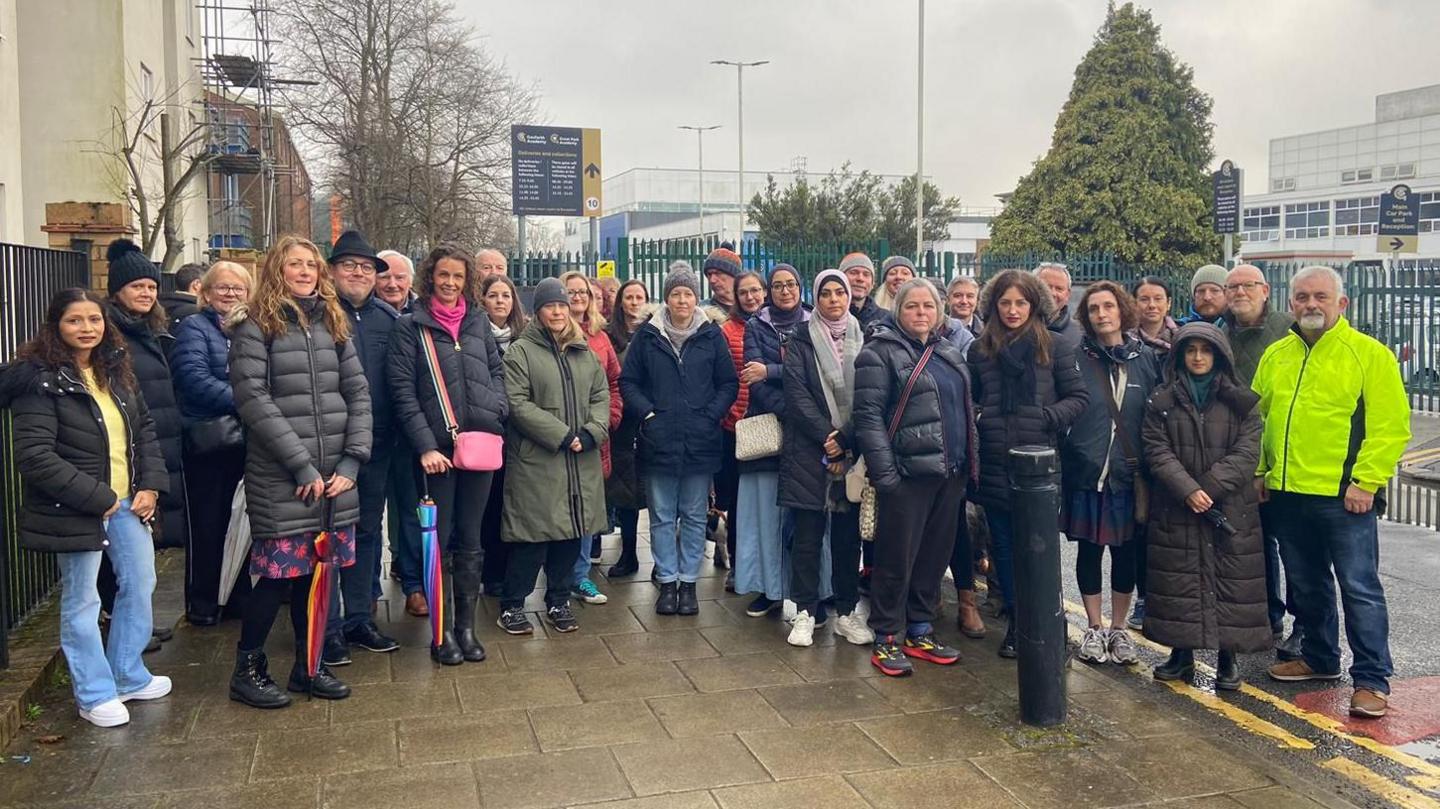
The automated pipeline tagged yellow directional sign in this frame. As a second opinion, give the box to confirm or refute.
[1378,234,1418,254]
[596,260,616,279]
[582,128,603,218]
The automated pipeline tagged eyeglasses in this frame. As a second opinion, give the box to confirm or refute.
[334,259,377,275]
[212,285,247,296]
[770,281,799,292]
[566,289,591,298]
[1224,280,1265,293]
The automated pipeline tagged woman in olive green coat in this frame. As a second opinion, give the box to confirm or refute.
[497,278,611,636]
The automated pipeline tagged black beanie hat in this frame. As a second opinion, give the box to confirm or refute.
[106,239,160,296]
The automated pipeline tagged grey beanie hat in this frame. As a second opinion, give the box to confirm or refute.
[532,277,568,311]
[838,252,875,275]
[1190,264,1228,295]
[881,255,916,278]
[663,261,702,300]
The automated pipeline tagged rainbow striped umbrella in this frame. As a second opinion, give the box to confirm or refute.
[419,481,443,648]
[304,499,340,679]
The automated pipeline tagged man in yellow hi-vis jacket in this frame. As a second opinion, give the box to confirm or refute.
[1252,266,1410,720]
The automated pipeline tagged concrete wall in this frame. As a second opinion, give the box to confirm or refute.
[1377,84,1440,124]
[0,2,24,242]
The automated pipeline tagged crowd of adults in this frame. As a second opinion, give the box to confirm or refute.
[0,234,1409,727]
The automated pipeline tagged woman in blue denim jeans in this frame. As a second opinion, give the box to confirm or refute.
[0,288,170,728]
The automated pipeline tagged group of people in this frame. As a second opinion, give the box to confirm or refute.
[0,233,1408,727]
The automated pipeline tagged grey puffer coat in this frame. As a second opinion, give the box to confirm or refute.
[1141,322,1270,653]
[228,302,372,539]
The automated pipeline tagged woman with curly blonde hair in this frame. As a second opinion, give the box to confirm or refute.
[226,235,372,708]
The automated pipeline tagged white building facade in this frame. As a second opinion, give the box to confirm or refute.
[1239,85,1440,265]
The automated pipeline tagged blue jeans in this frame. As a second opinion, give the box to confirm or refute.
[387,443,423,596]
[1269,492,1393,694]
[572,534,596,585]
[1259,501,1293,632]
[58,501,156,710]
[985,507,1016,614]
[330,447,391,635]
[646,473,710,584]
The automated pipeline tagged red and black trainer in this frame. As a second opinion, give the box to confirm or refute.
[871,636,914,677]
[902,634,961,665]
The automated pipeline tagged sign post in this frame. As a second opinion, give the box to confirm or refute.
[511,125,603,277]
[1212,159,1242,267]
[1378,183,1419,260]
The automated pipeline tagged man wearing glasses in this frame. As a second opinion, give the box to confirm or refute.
[1225,263,1300,663]
[325,231,403,662]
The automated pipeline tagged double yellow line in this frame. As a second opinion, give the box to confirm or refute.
[1056,599,1440,808]
[1401,445,1440,466]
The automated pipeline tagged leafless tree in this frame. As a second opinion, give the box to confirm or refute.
[273,0,536,254]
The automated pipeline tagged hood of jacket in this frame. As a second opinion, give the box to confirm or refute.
[1165,321,1236,384]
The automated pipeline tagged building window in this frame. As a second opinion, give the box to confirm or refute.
[1271,177,1296,192]
[1242,205,1280,242]
[1380,163,1416,181]
[1284,201,1329,239]
[1334,196,1379,236]
[1419,192,1440,233]
[140,62,154,102]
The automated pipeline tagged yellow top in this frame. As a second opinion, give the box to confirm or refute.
[81,368,130,501]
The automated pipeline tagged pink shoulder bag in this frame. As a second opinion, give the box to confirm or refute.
[420,328,503,471]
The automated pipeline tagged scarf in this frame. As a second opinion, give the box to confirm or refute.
[489,319,513,354]
[998,335,1038,416]
[660,306,703,353]
[767,302,806,331]
[1186,369,1216,410]
[431,298,467,342]
[293,293,322,321]
[808,310,863,431]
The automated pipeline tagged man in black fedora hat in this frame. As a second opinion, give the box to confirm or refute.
[324,230,403,664]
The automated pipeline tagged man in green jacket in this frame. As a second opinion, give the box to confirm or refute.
[1253,266,1410,720]
[1225,263,1299,657]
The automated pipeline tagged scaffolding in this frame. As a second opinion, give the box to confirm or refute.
[197,0,306,253]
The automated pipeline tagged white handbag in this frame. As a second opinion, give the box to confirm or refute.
[735,412,783,461]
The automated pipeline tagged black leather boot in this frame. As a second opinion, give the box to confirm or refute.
[677,582,699,615]
[431,630,464,666]
[1154,648,1195,682]
[453,593,486,663]
[1215,650,1241,691]
[287,661,351,699]
[229,648,291,709]
[655,581,679,615]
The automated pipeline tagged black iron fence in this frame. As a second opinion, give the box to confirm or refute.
[0,242,90,668]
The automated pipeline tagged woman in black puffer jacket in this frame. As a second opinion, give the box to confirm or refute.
[968,269,1088,658]
[855,279,977,677]
[227,235,372,709]
[0,288,169,728]
[389,245,508,665]
[103,241,187,551]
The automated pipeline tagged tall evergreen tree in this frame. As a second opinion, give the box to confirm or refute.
[988,3,1221,267]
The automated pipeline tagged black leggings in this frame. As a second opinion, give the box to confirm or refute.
[1075,541,1136,597]
[1133,525,1148,599]
[239,574,314,656]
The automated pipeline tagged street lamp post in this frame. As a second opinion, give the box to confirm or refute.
[679,125,721,242]
[711,59,768,243]
[915,0,925,264]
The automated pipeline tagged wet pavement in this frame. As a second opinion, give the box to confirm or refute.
[0,522,1398,809]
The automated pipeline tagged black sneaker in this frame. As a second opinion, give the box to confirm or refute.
[344,621,400,653]
[871,635,913,677]
[903,634,961,665]
[998,621,1017,659]
[496,608,534,635]
[546,604,579,633]
[745,596,781,618]
[322,634,352,667]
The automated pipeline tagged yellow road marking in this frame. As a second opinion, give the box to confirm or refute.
[1402,446,1440,464]
[1322,757,1440,809]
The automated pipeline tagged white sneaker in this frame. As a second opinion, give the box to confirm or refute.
[79,698,130,728]
[782,599,798,623]
[853,598,871,623]
[119,675,172,703]
[1077,627,1109,664]
[833,612,875,646]
[787,610,816,647]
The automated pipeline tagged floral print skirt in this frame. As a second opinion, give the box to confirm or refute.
[249,525,356,579]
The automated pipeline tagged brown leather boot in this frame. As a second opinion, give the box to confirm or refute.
[957,589,986,639]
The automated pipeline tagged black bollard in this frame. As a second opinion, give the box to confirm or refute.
[1008,444,1066,727]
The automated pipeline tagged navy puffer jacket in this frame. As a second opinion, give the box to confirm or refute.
[172,308,235,422]
[619,320,738,476]
[388,301,508,455]
[341,294,399,447]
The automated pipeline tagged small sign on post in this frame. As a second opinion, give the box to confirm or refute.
[510,125,603,217]
[1378,184,1419,254]
[1211,160,1242,234]
[596,260,616,279]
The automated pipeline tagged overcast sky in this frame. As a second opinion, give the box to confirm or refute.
[458,0,1440,207]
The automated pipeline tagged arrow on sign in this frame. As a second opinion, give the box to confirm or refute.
[584,163,600,178]
[1389,237,1407,251]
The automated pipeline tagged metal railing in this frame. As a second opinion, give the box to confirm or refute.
[0,242,91,668]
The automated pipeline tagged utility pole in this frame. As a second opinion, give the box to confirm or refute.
[712,59,769,243]
[679,125,721,242]
[915,0,926,265]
